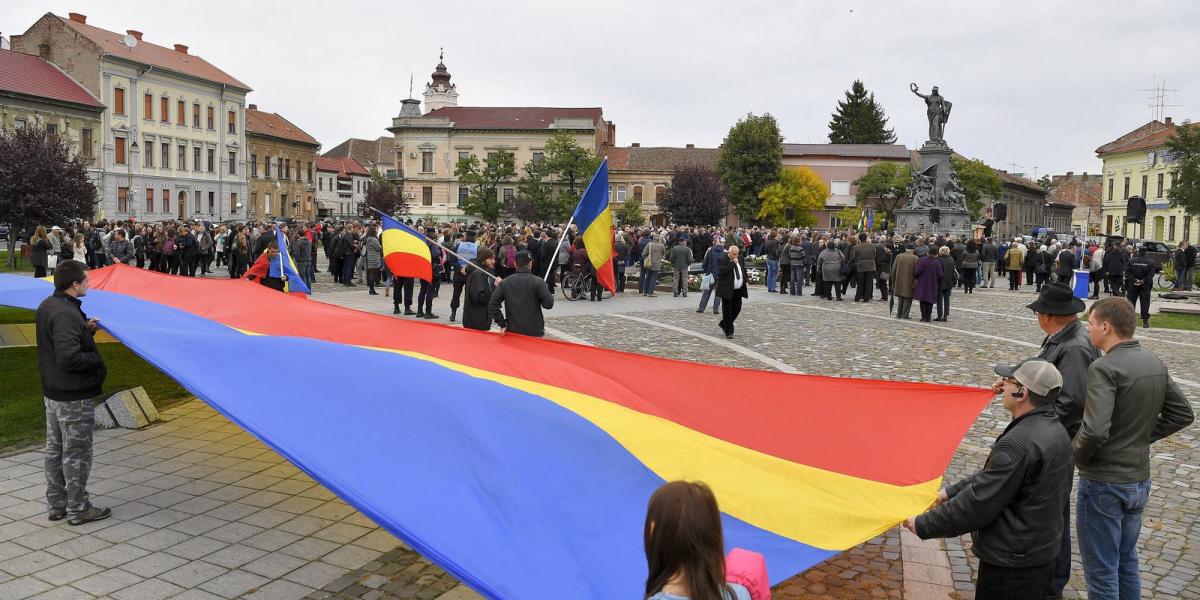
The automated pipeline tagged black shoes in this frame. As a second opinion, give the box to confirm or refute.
[393,307,400,314]
[48,511,65,522]
[423,313,440,319]
[404,309,416,316]
[68,506,111,526]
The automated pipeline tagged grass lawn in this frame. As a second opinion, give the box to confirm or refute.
[0,249,32,274]
[1147,312,1200,331]
[0,306,35,324]
[0,343,193,450]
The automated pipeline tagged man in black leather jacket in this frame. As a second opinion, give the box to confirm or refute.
[1124,246,1157,328]
[906,358,1073,600]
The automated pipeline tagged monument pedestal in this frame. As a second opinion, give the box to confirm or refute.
[894,207,972,238]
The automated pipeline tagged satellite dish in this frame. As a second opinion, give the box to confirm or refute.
[122,34,137,49]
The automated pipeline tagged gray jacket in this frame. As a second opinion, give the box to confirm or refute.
[109,238,134,264]
[1037,320,1100,437]
[668,244,693,269]
[1075,340,1194,482]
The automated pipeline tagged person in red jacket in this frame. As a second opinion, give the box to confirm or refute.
[243,241,287,292]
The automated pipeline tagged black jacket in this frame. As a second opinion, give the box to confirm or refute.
[489,269,555,337]
[1037,320,1100,437]
[715,254,749,300]
[463,265,496,331]
[36,292,107,401]
[1124,255,1156,284]
[916,405,1073,568]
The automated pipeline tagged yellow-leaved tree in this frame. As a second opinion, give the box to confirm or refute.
[756,167,828,227]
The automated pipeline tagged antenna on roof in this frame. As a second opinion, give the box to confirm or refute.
[1139,77,1181,122]
[409,73,413,98]
[122,33,137,50]
[440,47,444,62]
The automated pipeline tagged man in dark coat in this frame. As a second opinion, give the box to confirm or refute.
[489,251,555,337]
[36,260,112,526]
[463,248,499,331]
[715,244,749,339]
[852,233,877,302]
[907,358,1073,600]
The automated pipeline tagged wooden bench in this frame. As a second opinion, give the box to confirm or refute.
[1160,303,1200,315]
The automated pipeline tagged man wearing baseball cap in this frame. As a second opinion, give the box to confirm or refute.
[906,358,1073,600]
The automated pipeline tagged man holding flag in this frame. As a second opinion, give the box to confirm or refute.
[243,224,310,294]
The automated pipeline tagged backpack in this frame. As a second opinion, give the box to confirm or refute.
[163,238,176,256]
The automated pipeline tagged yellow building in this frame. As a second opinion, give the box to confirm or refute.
[246,105,320,221]
[1097,118,1195,243]
[386,57,614,220]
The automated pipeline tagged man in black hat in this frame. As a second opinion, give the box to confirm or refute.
[1014,282,1099,599]
[908,358,1074,600]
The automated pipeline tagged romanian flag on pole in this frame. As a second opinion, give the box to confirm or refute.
[572,159,616,293]
[0,268,990,598]
[377,210,433,282]
[270,224,310,294]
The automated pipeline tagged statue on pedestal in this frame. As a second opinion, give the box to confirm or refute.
[910,83,952,143]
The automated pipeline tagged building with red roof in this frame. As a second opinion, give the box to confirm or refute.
[246,105,321,221]
[12,12,251,222]
[315,157,371,218]
[0,48,104,171]
[381,54,615,220]
[1096,117,1196,243]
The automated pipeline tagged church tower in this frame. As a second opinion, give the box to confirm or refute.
[423,49,458,113]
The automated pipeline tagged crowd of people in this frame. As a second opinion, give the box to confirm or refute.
[20,213,1198,600]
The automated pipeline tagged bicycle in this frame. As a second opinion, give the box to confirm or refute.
[560,271,613,301]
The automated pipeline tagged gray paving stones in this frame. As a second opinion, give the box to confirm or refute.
[202,544,267,570]
[198,568,269,598]
[31,557,105,586]
[0,549,65,576]
[158,559,228,588]
[110,577,185,600]
[121,550,189,578]
[283,560,346,589]
[88,542,152,569]
[72,567,143,595]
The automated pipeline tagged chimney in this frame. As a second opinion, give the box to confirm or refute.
[248,104,257,110]
[173,43,188,54]
[631,142,640,148]
[38,44,50,60]
[126,30,142,41]
[685,143,695,149]
[68,12,87,24]
[1165,117,1173,126]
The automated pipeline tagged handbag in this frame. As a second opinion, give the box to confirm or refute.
[701,273,714,291]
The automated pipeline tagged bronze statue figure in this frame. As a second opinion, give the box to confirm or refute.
[910,83,952,142]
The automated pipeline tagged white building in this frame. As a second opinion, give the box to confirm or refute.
[13,12,250,222]
[315,157,370,219]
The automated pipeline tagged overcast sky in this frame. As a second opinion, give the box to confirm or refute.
[6,1,1197,178]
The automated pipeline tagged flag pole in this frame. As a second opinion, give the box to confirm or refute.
[542,217,575,281]
[373,209,491,275]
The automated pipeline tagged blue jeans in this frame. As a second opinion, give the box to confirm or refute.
[790,265,805,295]
[698,286,721,313]
[1077,478,1151,600]
[937,288,951,319]
[766,259,779,292]
[642,269,659,294]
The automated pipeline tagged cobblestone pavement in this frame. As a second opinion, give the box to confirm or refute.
[4,257,1196,599]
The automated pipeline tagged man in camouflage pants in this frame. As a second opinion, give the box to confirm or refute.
[35,260,111,526]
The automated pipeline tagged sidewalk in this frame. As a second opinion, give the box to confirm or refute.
[0,399,479,600]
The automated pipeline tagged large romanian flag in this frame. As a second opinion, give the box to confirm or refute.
[0,267,990,599]
[377,210,433,282]
[572,159,616,293]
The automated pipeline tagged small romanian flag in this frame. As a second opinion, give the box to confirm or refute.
[377,210,433,282]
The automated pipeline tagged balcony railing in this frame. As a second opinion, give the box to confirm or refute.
[385,169,404,181]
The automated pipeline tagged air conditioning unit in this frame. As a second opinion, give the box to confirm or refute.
[409,152,417,159]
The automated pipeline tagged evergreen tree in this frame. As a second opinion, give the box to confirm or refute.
[828,80,897,145]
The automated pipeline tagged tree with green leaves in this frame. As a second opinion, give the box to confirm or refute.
[659,165,727,226]
[853,161,911,231]
[0,125,96,268]
[544,132,601,202]
[717,113,783,222]
[756,167,828,227]
[828,80,897,145]
[1167,120,1200,217]
[1036,174,1052,190]
[362,168,409,217]
[950,157,1003,219]
[614,194,646,227]
[455,151,516,222]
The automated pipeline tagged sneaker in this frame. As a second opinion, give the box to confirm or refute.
[424,313,440,319]
[68,506,111,526]
[48,511,65,522]
[393,307,400,314]
[404,309,416,316]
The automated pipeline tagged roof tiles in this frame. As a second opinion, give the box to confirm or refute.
[0,48,103,108]
[246,108,319,146]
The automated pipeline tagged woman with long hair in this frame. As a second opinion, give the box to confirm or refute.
[30,226,52,278]
[644,481,749,600]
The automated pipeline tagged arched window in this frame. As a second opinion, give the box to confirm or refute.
[632,185,643,202]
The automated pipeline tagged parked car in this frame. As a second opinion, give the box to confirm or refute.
[1103,236,1172,269]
